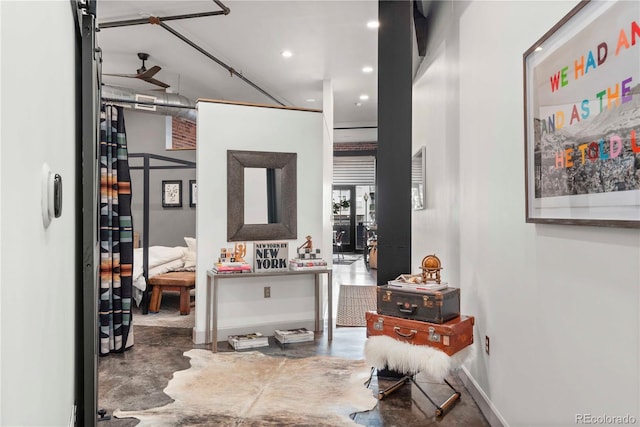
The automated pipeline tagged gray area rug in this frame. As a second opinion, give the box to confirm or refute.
[336,285,377,327]
[133,292,195,329]
[114,349,377,426]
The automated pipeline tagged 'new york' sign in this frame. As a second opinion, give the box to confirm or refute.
[254,241,289,272]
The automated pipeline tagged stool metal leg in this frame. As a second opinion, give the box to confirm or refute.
[364,367,375,389]
[410,377,461,417]
[377,376,411,400]
[374,369,461,418]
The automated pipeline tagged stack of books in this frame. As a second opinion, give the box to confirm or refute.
[212,262,252,274]
[289,259,328,270]
[387,281,449,292]
[227,332,269,350]
[274,328,315,344]
[387,274,449,292]
[289,247,327,271]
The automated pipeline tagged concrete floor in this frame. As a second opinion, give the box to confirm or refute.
[98,255,489,426]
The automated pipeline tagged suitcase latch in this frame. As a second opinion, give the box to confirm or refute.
[428,326,441,343]
[383,291,392,302]
[423,295,434,308]
[373,317,384,331]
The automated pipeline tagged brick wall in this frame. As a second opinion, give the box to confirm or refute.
[333,141,377,152]
[171,117,197,149]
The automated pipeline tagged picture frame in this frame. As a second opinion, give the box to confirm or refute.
[189,179,197,207]
[162,180,182,208]
[523,0,639,228]
[411,146,426,210]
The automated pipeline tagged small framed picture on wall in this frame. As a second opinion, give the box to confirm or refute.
[189,180,197,207]
[162,180,182,208]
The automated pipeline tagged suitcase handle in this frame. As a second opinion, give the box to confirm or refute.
[393,326,417,339]
[396,303,417,314]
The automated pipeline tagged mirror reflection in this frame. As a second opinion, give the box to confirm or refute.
[244,167,282,224]
[412,146,426,210]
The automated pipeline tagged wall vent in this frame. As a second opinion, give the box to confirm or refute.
[135,94,157,111]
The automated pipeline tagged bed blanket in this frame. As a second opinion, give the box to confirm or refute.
[132,246,187,306]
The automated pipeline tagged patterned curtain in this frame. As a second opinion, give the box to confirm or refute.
[99,105,134,356]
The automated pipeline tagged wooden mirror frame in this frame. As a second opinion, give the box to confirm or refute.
[227,150,297,241]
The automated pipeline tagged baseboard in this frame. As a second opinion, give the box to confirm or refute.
[193,319,317,345]
[457,366,509,427]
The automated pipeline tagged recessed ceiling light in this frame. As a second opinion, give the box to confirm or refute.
[306,98,316,102]
[367,21,379,29]
[359,94,369,101]
[281,50,293,58]
[535,46,543,52]
[362,66,374,73]
[355,102,362,107]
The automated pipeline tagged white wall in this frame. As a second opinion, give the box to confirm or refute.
[411,1,463,284]
[0,1,77,425]
[413,1,640,426]
[195,101,325,343]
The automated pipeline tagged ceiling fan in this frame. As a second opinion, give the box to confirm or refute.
[104,52,170,89]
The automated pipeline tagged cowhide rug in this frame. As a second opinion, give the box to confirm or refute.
[114,349,377,426]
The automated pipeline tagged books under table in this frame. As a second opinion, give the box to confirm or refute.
[227,332,269,350]
[274,328,315,344]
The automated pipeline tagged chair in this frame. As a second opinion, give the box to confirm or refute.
[334,230,345,260]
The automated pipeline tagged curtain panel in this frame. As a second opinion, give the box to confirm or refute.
[99,105,134,356]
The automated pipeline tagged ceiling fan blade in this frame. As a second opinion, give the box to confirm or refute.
[137,65,162,79]
[142,76,171,89]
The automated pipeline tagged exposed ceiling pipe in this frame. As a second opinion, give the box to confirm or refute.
[99,0,230,29]
[150,17,286,106]
[99,0,285,107]
[101,85,196,121]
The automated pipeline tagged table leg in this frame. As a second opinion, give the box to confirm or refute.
[206,274,212,351]
[314,273,320,332]
[212,277,218,352]
[328,271,333,341]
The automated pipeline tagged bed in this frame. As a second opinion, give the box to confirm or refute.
[132,237,197,314]
[129,152,197,315]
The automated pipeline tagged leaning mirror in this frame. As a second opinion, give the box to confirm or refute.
[227,150,297,241]
[412,146,426,210]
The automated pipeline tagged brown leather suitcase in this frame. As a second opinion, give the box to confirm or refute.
[377,285,460,323]
[365,311,474,356]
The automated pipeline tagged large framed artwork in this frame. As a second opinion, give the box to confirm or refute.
[189,179,197,207]
[162,180,182,208]
[524,0,640,228]
[412,146,426,210]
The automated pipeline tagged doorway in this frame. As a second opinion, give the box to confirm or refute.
[332,186,355,253]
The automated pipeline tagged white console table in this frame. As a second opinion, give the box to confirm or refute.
[206,268,333,352]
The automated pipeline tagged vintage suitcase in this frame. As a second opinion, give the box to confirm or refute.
[377,285,460,323]
[365,311,474,356]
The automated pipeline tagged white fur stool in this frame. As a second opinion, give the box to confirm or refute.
[364,335,474,416]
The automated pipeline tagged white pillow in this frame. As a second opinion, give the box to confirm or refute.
[184,250,196,269]
[183,237,196,269]
[184,237,196,252]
